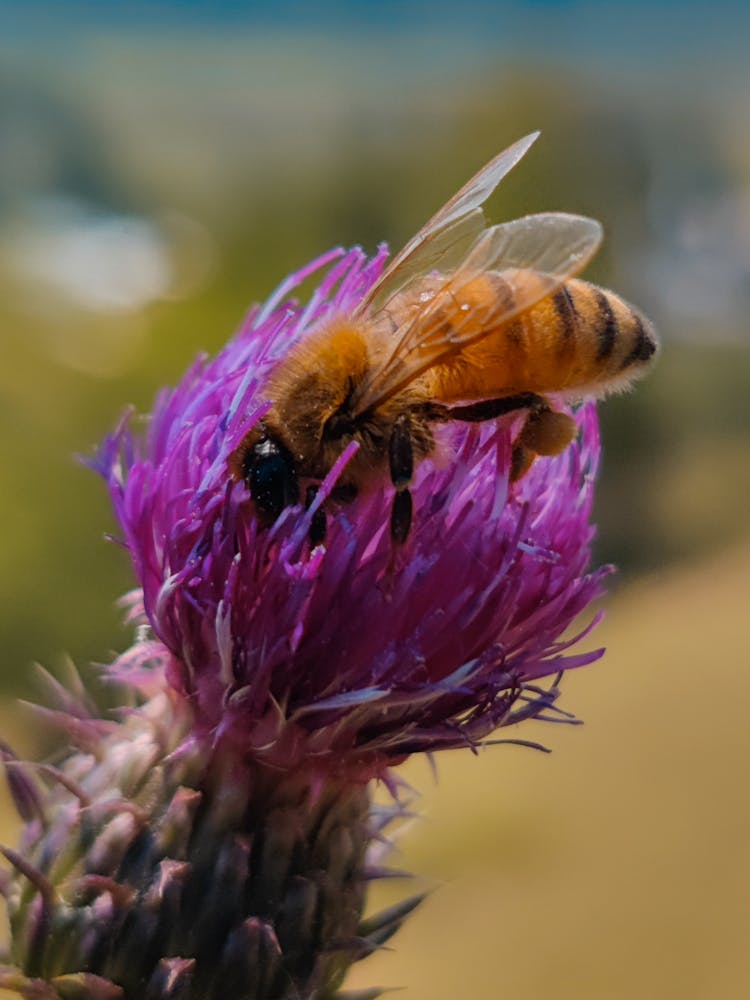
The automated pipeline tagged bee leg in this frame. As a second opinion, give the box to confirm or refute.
[520,407,578,456]
[444,392,545,423]
[389,415,414,489]
[511,443,536,482]
[390,491,413,546]
[512,408,579,482]
[389,415,414,545]
[305,484,327,547]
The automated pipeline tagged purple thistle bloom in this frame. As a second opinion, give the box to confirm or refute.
[93,246,609,778]
[2,244,617,1000]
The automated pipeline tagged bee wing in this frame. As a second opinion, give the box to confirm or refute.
[355,131,541,316]
[352,212,603,415]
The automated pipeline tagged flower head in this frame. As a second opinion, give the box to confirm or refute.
[93,246,608,777]
[3,245,613,1000]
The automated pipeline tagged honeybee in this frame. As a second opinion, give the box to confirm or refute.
[229,132,658,545]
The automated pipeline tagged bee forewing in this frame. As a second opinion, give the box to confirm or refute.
[353,212,603,415]
[468,212,603,280]
[357,131,540,315]
[361,211,485,316]
[426,132,541,234]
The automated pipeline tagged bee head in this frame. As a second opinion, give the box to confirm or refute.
[229,426,300,521]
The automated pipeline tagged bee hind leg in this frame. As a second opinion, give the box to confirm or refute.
[445,392,544,423]
[519,407,578,457]
[442,393,578,482]
[511,443,536,482]
[389,415,414,545]
[512,407,579,482]
[443,391,547,483]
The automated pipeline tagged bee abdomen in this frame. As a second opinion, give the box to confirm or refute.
[620,312,658,368]
[550,285,579,342]
[593,288,618,361]
[561,279,658,387]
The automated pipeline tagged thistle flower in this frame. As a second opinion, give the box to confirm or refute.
[2,247,609,1000]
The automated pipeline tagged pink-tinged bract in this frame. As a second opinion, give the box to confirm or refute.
[93,246,609,777]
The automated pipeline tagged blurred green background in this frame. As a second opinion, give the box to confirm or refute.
[1,1,749,997]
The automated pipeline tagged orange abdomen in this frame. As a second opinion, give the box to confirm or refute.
[426,274,657,403]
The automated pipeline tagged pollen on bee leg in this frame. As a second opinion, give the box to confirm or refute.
[520,408,578,457]
[510,443,535,482]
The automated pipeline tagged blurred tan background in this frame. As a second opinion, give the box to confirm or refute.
[1,2,749,997]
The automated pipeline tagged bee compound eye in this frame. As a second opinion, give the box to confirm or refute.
[248,438,300,520]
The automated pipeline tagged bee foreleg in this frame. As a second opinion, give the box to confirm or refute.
[445,392,545,423]
[389,415,414,544]
[305,484,327,547]
[389,415,414,490]
[390,489,413,545]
